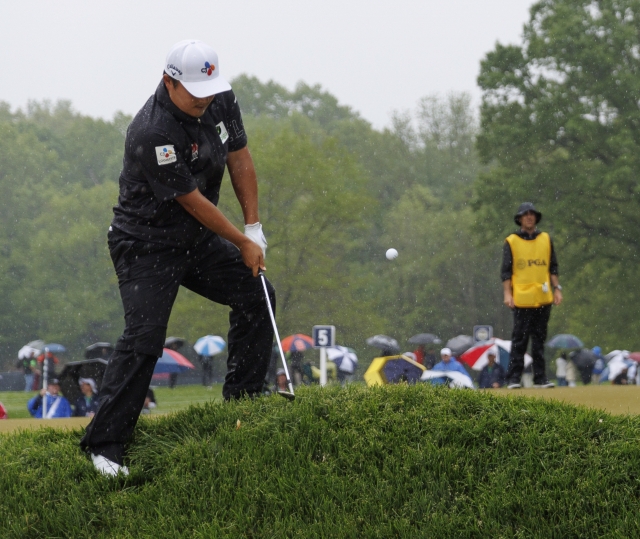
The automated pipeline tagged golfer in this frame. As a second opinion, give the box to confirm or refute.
[81,40,275,476]
[502,202,562,389]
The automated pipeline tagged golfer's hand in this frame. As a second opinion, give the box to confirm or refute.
[554,289,563,306]
[239,238,265,277]
[503,292,515,309]
[244,222,267,259]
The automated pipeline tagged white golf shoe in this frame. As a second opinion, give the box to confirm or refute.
[91,453,129,477]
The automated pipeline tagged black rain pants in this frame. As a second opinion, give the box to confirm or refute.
[506,304,552,385]
[80,229,275,464]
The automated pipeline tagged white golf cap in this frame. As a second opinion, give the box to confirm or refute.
[440,347,452,356]
[79,377,97,393]
[164,40,231,98]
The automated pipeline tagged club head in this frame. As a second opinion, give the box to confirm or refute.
[277,390,295,402]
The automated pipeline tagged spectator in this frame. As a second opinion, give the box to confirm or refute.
[555,352,568,386]
[429,348,473,386]
[478,351,505,388]
[17,351,37,392]
[198,354,214,387]
[0,401,7,419]
[592,346,605,384]
[423,346,438,370]
[27,378,72,418]
[36,350,60,388]
[289,351,305,387]
[413,345,425,365]
[74,378,100,417]
[566,356,578,387]
[274,368,288,392]
[141,388,157,415]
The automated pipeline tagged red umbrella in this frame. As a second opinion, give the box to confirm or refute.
[281,334,314,352]
[153,348,195,374]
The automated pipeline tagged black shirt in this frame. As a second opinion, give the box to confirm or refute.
[111,82,248,247]
[501,229,559,282]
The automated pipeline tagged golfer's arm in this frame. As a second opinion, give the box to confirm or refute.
[227,146,259,225]
[176,189,250,249]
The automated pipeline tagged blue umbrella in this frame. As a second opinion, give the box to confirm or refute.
[193,335,226,356]
[382,357,424,384]
[44,343,67,354]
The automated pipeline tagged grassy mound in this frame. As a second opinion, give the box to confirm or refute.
[1,385,640,538]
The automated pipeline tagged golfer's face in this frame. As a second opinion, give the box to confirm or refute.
[165,77,215,118]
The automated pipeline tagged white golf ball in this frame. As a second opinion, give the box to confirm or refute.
[386,248,398,260]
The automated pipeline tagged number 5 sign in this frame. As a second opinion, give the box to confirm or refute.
[313,325,335,386]
[313,325,335,348]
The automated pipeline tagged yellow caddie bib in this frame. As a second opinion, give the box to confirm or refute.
[505,232,554,308]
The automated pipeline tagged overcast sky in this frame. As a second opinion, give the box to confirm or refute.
[1,0,535,130]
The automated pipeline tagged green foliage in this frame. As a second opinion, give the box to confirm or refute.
[476,0,640,348]
[1,385,640,537]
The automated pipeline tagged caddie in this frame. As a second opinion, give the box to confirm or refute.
[502,202,563,389]
[81,39,275,476]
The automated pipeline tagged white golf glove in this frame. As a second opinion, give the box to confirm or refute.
[244,222,267,259]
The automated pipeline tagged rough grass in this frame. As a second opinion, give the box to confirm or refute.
[2,384,640,538]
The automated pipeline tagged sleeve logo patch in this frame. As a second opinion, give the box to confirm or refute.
[216,122,229,144]
[155,145,177,165]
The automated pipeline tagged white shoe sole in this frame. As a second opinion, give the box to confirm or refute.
[91,453,129,477]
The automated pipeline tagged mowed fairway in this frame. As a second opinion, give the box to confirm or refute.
[0,384,224,433]
[1,384,639,435]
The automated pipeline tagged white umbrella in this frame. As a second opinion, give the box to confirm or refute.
[326,346,358,374]
[420,369,475,389]
[18,345,39,359]
[193,335,226,356]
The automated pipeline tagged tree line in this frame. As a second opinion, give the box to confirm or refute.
[1,0,638,369]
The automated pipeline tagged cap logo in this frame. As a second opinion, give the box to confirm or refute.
[201,61,215,76]
[167,63,183,77]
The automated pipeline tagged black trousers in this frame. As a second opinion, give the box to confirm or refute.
[80,230,275,464]
[506,304,552,385]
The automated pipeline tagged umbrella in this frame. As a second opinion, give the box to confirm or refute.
[27,340,45,352]
[607,356,629,382]
[58,358,108,404]
[445,335,474,357]
[569,349,597,384]
[281,334,314,352]
[364,354,426,386]
[459,338,532,372]
[366,335,400,354]
[193,335,226,356]
[420,369,475,389]
[408,333,442,345]
[164,336,186,350]
[154,348,196,374]
[44,343,67,354]
[18,345,40,359]
[547,334,584,349]
[84,342,114,359]
[326,346,358,374]
[382,356,425,383]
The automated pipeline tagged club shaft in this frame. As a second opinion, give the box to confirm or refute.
[260,274,295,395]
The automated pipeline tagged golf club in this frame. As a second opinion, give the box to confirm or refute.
[259,271,295,401]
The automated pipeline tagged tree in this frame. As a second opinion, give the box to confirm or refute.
[476,0,640,348]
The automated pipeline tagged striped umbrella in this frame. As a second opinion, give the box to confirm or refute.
[281,334,314,352]
[154,348,195,374]
[326,346,358,374]
[459,338,532,372]
[193,335,226,356]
